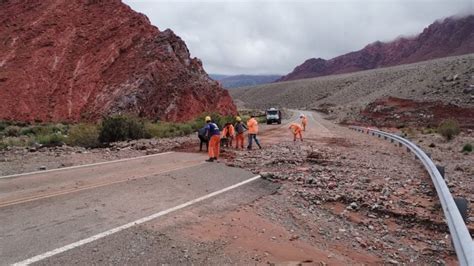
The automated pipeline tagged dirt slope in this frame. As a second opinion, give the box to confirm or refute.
[0,0,236,123]
[232,54,474,128]
[278,15,474,81]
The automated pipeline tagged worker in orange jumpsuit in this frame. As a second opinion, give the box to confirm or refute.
[247,115,262,150]
[221,122,235,147]
[300,114,308,131]
[234,116,247,149]
[289,123,303,142]
[204,116,221,162]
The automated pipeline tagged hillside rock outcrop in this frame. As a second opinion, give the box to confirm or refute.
[0,0,236,122]
[278,15,474,81]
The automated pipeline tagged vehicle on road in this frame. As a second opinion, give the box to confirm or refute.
[265,108,282,124]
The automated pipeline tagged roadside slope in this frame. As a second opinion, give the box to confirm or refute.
[231,53,474,127]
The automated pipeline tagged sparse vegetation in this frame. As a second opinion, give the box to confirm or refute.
[402,127,417,138]
[462,143,472,153]
[35,133,65,146]
[421,127,436,135]
[66,124,100,148]
[99,115,147,143]
[0,112,248,150]
[4,126,21,137]
[437,119,460,141]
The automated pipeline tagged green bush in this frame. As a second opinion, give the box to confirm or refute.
[35,133,65,146]
[99,115,146,143]
[145,122,195,138]
[4,126,21,137]
[0,136,35,148]
[0,121,10,132]
[20,124,68,136]
[66,124,100,148]
[462,143,472,153]
[437,119,460,141]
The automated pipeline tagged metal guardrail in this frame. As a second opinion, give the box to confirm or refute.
[350,126,474,266]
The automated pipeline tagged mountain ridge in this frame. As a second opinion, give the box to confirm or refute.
[278,15,474,82]
[210,74,282,88]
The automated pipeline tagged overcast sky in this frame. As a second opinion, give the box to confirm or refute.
[123,0,473,75]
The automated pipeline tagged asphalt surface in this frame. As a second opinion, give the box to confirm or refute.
[0,151,265,265]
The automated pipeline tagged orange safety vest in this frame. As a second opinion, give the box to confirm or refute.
[222,125,235,137]
[247,118,258,134]
[289,123,302,134]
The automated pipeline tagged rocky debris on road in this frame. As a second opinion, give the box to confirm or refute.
[226,129,463,263]
[0,135,196,176]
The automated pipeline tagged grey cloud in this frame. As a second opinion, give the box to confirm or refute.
[124,0,473,75]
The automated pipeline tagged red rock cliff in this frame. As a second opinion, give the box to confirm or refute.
[0,0,236,122]
[278,15,474,81]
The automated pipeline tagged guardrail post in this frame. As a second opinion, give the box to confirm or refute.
[398,143,402,147]
[436,165,445,179]
[454,197,469,222]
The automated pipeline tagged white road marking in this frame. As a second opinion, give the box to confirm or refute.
[12,175,262,265]
[0,162,206,208]
[0,151,175,179]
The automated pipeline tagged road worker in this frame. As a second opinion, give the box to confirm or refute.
[234,116,247,149]
[197,126,209,151]
[221,122,235,147]
[300,114,308,131]
[247,115,262,150]
[289,123,303,142]
[204,116,221,162]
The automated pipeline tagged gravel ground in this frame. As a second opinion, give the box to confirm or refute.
[222,123,472,264]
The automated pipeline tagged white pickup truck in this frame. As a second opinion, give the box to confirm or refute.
[265,108,282,124]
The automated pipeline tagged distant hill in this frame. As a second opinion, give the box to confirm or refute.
[210,74,282,88]
[278,15,474,82]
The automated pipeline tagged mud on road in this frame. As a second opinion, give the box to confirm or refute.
[221,111,470,264]
[2,111,471,265]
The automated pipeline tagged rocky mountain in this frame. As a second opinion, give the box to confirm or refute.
[278,15,474,82]
[0,0,236,123]
[210,74,282,88]
[232,54,474,128]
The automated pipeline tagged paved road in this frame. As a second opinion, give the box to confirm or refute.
[0,151,269,265]
[1,110,331,265]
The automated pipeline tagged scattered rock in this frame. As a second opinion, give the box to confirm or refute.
[347,202,358,210]
[289,235,299,241]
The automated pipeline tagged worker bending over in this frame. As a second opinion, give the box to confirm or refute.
[289,123,303,142]
[221,123,235,147]
[300,114,308,131]
[247,115,262,150]
[204,116,221,162]
[234,116,247,149]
